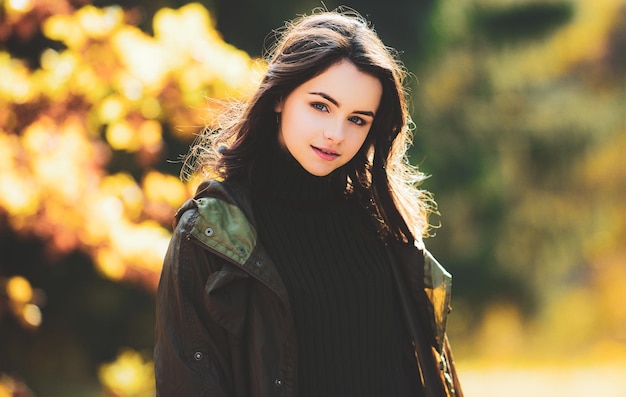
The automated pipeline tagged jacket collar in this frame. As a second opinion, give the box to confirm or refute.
[179,179,291,308]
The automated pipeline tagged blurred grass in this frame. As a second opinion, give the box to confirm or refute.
[460,364,626,397]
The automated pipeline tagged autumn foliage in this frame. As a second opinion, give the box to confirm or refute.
[1,1,256,394]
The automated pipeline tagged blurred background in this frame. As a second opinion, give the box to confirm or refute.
[0,0,624,395]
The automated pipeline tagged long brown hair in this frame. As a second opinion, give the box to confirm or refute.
[183,9,435,242]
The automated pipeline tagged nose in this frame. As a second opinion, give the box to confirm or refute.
[323,120,345,142]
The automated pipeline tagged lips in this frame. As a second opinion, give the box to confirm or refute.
[312,145,339,161]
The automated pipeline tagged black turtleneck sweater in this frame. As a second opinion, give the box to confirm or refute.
[248,146,421,396]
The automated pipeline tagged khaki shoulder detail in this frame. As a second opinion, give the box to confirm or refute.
[189,197,257,266]
[423,249,452,352]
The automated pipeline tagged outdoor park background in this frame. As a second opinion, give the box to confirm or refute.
[0,0,625,395]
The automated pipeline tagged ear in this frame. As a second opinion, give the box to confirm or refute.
[274,99,283,113]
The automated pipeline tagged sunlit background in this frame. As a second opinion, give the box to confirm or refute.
[0,0,624,396]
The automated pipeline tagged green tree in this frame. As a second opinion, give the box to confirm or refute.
[412,0,626,361]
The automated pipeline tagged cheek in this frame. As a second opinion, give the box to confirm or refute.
[353,130,371,151]
[282,109,320,141]
[278,116,307,151]
[341,133,369,163]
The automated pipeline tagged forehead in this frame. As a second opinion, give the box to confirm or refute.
[298,60,382,110]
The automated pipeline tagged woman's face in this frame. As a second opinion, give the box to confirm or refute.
[275,60,382,176]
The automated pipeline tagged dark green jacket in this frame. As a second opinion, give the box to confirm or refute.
[155,179,463,397]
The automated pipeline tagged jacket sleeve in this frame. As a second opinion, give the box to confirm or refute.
[154,209,234,396]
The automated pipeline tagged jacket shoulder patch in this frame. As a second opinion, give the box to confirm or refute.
[190,197,257,265]
[423,249,452,352]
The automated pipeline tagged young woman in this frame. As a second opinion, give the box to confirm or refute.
[155,9,463,397]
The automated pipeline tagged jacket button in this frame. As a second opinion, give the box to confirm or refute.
[255,259,264,268]
[193,352,203,361]
[204,228,214,237]
[274,378,283,388]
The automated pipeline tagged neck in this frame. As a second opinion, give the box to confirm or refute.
[249,144,346,209]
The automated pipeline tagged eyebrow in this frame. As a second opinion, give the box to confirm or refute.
[309,92,376,118]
